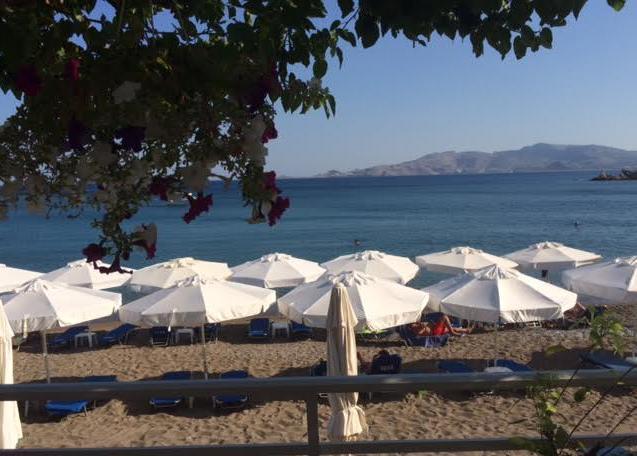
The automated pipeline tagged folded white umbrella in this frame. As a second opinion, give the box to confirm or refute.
[39,259,133,290]
[0,303,21,449]
[120,276,276,377]
[231,253,325,288]
[2,279,122,382]
[321,250,419,284]
[424,265,577,324]
[128,257,232,293]
[415,246,517,275]
[0,264,42,293]
[562,257,637,304]
[505,241,601,273]
[278,271,429,331]
[326,284,367,442]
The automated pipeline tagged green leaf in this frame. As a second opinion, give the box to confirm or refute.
[539,28,552,49]
[554,426,570,448]
[573,387,590,403]
[513,36,526,59]
[607,0,626,11]
[337,0,354,17]
[544,344,566,356]
[313,59,327,78]
[328,94,336,115]
[355,14,380,48]
[335,47,344,67]
[573,0,588,18]
[339,29,357,47]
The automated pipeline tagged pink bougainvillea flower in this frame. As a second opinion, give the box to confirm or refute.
[15,64,42,97]
[183,192,213,224]
[149,176,173,201]
[68,117,90,150]
[263,171,280,193]
[65,58,80,82]
[267,196,290,226]
[261,124,278,143]
[115,126,145,152]
[131,223,157,259]
[96,254,132,275]
[82,243,106,263]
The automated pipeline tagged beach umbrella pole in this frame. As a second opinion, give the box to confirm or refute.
[40,330,51,383]
[200,324,209,380]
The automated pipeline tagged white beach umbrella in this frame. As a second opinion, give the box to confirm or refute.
[415,246,517,275]
[561,257,637,305]
[424,265,577,323]
[230,253,326,288]
[278,271,429,331]
[0,303,21,449]
[128,257,232,293]
[321,250,419,284]
[0,264,42,293]
[119,276,276,377]
[505,241,601,273]
[3,279,122,382]
[39,259,133,290]
[326,284,367,441]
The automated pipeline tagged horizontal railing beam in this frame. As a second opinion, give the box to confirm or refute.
[6,434,637,455]
[1,369,635,401]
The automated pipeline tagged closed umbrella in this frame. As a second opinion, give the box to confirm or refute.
[3,279,122,382]
[561,257,637,304]
[321,250,418,284]
[230,253,325,288]
[40,259,133,290]
[278,271,428,331]
[0,303,21,449]
[128,257,232,293]
[505,241,601,277]
[120,276,276,378]
[326,284,367,441]
[0,264,41,293]
[415,246,517,275]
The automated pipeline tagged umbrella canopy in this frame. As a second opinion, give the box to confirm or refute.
[278,271,428,331]
[424,265,577,323]
[505,241,601,273]
[415,246,517,275]
[326,284,367,441]
[0,264,42,293]
[3,279,122,333]
[230,253,325,288]
[561,257,637,304]
[321,250,419,284]
[119,276,276,327]
[39,259,133,290]
[0,303,21,449]
[128,257,232,293]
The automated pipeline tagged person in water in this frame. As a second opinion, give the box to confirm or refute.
[409,314,473,337]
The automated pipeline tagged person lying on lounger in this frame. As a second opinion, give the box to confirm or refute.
[409,314,472,337]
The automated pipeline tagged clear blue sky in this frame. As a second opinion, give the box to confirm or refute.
[2,2,636,176]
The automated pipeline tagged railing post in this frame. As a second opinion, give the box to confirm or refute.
[305,394,320,456]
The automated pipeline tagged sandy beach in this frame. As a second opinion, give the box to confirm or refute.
[12,313,637,456]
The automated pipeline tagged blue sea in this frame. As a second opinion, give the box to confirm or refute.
[1,171,636,289]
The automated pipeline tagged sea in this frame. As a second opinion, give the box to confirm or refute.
[1,171,636,290]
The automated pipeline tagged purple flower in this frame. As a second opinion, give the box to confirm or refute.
[82,243,105,264]
[261,124,278,143]
[149,177,173,201]
[115,126,145,152]
[263,171,280,193]
[267,196,290,226]
[183,192,213,224]
[15,65,42,97]
[65,58,80,82]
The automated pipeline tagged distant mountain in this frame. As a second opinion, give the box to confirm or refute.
[315,144,637,177]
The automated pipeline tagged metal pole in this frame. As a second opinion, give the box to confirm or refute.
[201,324,208,380]
[41,330,51,383]
[306,396,320,456]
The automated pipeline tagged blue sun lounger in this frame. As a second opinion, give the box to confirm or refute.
[100,324,137,346]
[149,371,192,408]
[248,318,271,339]
[490,359,533,372]
[290,322,313,339]
[45,375,117,416]
[201,323,220,342]
[48,326,89,349]
[398,326,449,348]
[438,360,475,373]
[369,353,402,375]
[213,370,249,409]
[581,352,637,371]
[150,326,171,346]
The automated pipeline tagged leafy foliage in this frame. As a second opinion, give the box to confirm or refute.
[0,0,626,267]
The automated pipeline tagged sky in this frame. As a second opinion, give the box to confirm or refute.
[1,2,636,177]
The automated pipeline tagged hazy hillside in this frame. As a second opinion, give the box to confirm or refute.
[316,144,637,177]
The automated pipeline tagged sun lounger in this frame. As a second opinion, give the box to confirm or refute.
[358,327,394,342]
[213,370,249,409]
[290,321,313,339]
[100,324,137,346]
[310,360,328,398]
[581,352,637,371]
[49,326,89,349]
[398,325,449,348]
[490,359,533,372]
[149,371,191,408]
[200,323,220,342]
[438,360,474,373]
[248,318,271,339]
[369,353,402,375]
[150,326,171,346]
[45,375,117,416]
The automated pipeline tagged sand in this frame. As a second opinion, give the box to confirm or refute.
[13,318,637,455]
